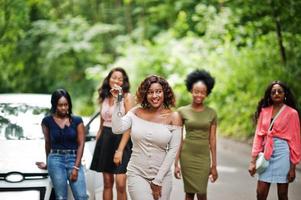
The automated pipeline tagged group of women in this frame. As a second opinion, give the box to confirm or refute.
[37,67,300,200]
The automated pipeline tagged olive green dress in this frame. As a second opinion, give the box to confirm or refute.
[178,105,217,194]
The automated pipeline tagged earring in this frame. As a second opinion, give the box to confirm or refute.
[284,97,287,101]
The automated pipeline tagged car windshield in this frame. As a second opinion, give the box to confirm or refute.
[0,103,49,140]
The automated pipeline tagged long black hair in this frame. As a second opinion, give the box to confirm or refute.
[50,88,72,119]
[98,67,130,103]
[254,80,298,122]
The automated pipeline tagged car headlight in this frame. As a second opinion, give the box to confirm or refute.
[5,172,24,183]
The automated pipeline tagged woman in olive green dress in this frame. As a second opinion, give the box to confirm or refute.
[174,69,218,200]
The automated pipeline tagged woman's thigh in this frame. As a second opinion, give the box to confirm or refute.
[127,174,172,200]
[127,175,153,200]
[48,154,68,199]
[69,166,88,200]
[66,154,88,200]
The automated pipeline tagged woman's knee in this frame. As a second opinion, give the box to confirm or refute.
[116,183,126,193]
[115,174,127,193]
[256,189,268,200]
[196,193,207,200]
[103,174,114,188]
[116,179,126,193]
[185,193,194,200]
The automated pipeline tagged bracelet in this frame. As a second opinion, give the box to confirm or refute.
[115,150,122,153]
[73,166,80,170]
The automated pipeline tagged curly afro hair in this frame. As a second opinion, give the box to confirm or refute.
[185,69,215,95]
[136,75,175,108]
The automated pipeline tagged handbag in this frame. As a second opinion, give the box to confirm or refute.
[256,152,269,174]
[255,105,285,174]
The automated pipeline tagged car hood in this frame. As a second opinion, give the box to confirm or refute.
[0,140,47,173]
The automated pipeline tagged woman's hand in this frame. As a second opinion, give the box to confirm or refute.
[114,150,123,166]
[35,162,47,170]
[110,84,122,98]
[248,161,256,177]
[70,169,78,182]
[150,182,162,200]
[209,166,218,182]
[174,165,181,179]
[287,167,296,182]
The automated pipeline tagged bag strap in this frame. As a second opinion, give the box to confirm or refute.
[268,105,285,131]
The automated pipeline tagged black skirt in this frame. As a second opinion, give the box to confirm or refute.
[90,126,132,174]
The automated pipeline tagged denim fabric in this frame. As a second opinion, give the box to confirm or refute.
[258,137,290,183]
[48,153,88,200]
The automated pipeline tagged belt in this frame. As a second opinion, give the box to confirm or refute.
[51,149,77,154]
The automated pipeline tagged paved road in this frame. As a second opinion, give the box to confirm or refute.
[171,137,301,200]
[95,137,301,200]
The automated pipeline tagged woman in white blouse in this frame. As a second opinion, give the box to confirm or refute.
[111,75,182,200]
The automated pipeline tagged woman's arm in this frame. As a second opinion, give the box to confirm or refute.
[287,110,301,182]
[249,111,265,176]
[209,123,218,182]
[42,124,51,160]
[174,125,184,179]
[152,112,183,186]
[114,93,134,165]
[95,115,104,141]
[251,111,265,157]
[36,124,51,170]
[70,121,85,182]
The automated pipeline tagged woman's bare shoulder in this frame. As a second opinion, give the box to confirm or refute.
[129,105,142,114]
[170,111,183,127]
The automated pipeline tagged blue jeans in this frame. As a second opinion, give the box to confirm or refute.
[48,153,88,200]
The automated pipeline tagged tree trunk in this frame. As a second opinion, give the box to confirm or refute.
[270,0,286,65]
[124,3,133,33]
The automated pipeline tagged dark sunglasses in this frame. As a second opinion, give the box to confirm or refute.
[271,89,284,95]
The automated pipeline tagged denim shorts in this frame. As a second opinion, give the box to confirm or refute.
[48,152,88,200]
[258,137,290,183]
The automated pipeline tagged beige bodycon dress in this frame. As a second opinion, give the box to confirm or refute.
[112,105,182,200]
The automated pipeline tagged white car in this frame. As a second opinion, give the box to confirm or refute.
[0,94,101,200]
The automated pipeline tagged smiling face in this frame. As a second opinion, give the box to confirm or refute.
[56,96,69,117]
[270,84,285,104]
[146,83,164,109]
[109,71,124,89]
[191,81,207,105]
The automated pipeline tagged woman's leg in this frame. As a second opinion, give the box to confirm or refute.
[196,193,207,200]
[127,175,153,200]
[65,154,88,200]
[103,172,114,200]
[277,183,288,200]
[256,181,271,200]
[47,154,68,200]
[115,174,127,200]
[185,193,195,200]
[68,166,88,200]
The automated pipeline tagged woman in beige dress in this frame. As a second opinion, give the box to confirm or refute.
[111,75,183,200]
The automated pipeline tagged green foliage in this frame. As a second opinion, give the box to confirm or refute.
[1,0,301,139]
